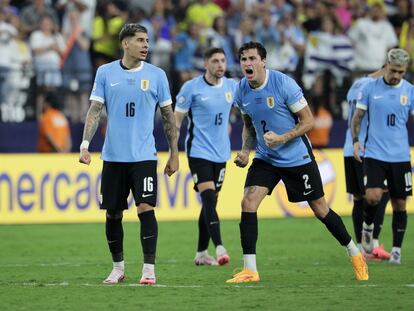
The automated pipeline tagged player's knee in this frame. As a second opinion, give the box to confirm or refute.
[106,211,123,219]
[365,195,381,206]
[241,196,258,212]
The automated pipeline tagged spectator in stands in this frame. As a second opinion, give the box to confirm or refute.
[173,22,203,88]
[232,14,256,51]
[186,0,223,29]
[56,0,97,37]
[37,92,72,153]
[274,11,305,73]
[388,0,411,37]
[61,8,92,123]
[399,17,414,82]
[348,2,398,72]
[20,0,59,37]
[307,76,333,149]
[0,7,17,105]
[91,1,125,71]
[149,0,175,74]
[29,14,65,119]
[206,16,236,75]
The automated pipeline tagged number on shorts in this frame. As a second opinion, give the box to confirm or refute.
[303,174,311,189]
[218,168,226,183]
[143,176,153,192]
[404,172,412,187]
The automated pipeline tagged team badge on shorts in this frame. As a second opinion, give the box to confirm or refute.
[400,95,408,106]
[141,79,149,91]
[225,92,232,103]
[266,96,275,108]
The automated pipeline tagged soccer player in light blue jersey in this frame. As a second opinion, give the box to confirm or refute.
[175,48,237,266]
[79,24,179,284]
[344,69,391,260]
[226,42,368,283]
[352,48,414,264]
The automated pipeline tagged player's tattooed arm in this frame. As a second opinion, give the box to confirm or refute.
[160,105,179,154]
[234,114,256,168]
[351,108,366,142]
[241,114,256,153]
[351,108,366,162]
[161,105,179,176]
[82,100,104,142]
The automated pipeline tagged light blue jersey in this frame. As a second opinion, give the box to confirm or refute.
[235,69,312,167]
[175,76,237,162]
[90,60,172,162]
[357,77,414,162]
[343,76,374,157]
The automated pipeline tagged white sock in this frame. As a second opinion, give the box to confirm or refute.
[346,240,360,257]
[113,260,124,271]
[243,254,257,272]
[391,247,401,255]
[373,239,380,248]
[196,250,208,257]
[216,245,226,257]
[357,243,363,252]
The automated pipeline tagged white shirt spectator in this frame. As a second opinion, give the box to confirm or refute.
[348,16,398,71]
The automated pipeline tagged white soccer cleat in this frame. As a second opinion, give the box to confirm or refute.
[216,245,230,266]
[389,251,401,265]
[194,253,219,266]
[103,268,125,284]
[140,264,156,284]
[361,223,374,254]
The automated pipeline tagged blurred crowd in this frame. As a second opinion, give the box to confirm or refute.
[0,0,412,132]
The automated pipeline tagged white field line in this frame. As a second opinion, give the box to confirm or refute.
[4,282,414,289]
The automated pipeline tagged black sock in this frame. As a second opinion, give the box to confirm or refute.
[240,212,258,254]
[319,209,351,246]
[363,200,379,226]
[106,216,124,262]
[373,192,389,239]
[197,208,210,251]
[392,210,407,247]
[138,210,158,264]
[201,189,222,247]
[352,199,364,243]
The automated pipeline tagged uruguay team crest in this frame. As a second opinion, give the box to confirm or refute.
[267,96,275,108]
[225,92,232,103]
[141,79,149,91]
[400,95,408,106]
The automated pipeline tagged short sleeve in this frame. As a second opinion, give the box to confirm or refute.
[356,82,372,111]
[90,66,105,103]
[175,80,193,113]
[157,69,172,107]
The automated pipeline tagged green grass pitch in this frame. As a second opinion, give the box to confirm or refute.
[0,216,413,310]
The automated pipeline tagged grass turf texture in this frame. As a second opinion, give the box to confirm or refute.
[0,216,413,310]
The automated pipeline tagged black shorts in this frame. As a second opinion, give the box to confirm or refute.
[245,158,324,202]
[188,157,226,192]
[344,156,365,195]
[100,160,157,210]
[364,158,412,199]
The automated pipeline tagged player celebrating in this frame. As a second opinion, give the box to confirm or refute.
[226,42,368,283]
[175,48,236,266]
[79,24,178,284]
